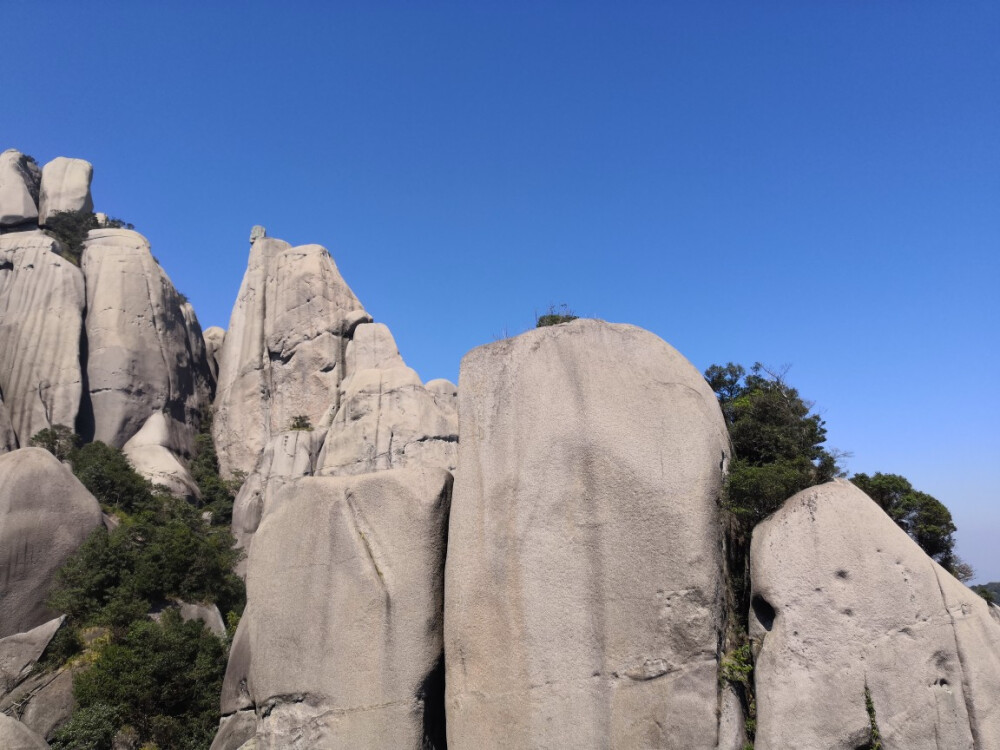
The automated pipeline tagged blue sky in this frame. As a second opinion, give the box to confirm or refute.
[4,2,998,580]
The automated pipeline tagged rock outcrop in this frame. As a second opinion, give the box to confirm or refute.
[0,616,63,699]
[220,468,452,749]
[0,231,85,447]
[316,323,458,477]
[80,228,212,451]
[0,448,103,638]
[0,150,41,227]
[212,238,370,477]
[38,156,93,226]
[122,411,200,498]
[750,480,1000,750]
[0,390,16,452]
[444,319,732,749]
[203,325,226,380]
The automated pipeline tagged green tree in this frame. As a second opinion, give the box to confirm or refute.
[71,441,159,515]
[706,362,841,526]
[29,424,80,461]
[44,209,99,265]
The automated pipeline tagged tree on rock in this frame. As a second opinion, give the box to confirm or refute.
[705,362,841,527]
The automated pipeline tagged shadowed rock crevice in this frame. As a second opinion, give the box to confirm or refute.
[419,653,447,750]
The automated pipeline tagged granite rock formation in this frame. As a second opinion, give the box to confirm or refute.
[0,231,85,448]
[444,319,732,749]
[80,228,212,451]
[751,480,1000,750]
[212,238,371,478]
[0,714,49,750]
[0,448,103,639]
[218,469,451,749]
[37,156,93,226]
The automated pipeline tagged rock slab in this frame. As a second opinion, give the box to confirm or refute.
[0,231,85,447]
[444,319,731,749]
[0,448,103,638]
[750,480,1000,750]
[0,149,41,227]
[220,468,451,749]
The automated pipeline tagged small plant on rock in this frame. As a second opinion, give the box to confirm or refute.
[289,415,313,431]
[536,303,579,327]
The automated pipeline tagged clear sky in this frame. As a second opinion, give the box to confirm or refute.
[4,2,998,580]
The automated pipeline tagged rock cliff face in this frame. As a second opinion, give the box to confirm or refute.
[221,469,451,749]
[212,238,370,478]
[751,480,1000,750]
[80,228,212,451]
[444,320,732,749]
[0,448,102,639]
[0,231,86,446]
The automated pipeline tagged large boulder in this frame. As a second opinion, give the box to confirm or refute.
[219,468,451,749]
[0,231,85,446]
[0,714,49,750]
[750,480,1000,750]
[0,149,41,227]
[444,319,731,749]
[0,448,103,638]
[38,156,93,226]
[81,228,212,450]
[213,237,370,477]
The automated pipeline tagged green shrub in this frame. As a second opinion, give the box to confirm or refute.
[536,304,578,327]
[71,441,159,515]
[29,424,80,461]
[189,412,243,525]
[289,414,313,430]
[44,210,98,265]
[50,704,124,750]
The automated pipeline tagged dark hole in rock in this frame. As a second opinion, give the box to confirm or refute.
[935,677,949,687]
[752,594,776,632]
[419,652,447,749]
[836,569,849,579]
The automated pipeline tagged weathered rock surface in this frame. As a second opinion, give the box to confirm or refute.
[210,710,257,750]
[122,411,199,498]
[220,468,451,749]
[81,228,212,449]
[0,231,85,447]
[1,665,74,740]
[0,150,41,227]
[230,429,323,562]
[0,448,103,638]
[213,238,370,477]
[38,156,93,226]
[444,319,731,749]
[750,479,1000,750]
[203,325,226,380]
[0,714,49,750]
[314,323,457,477]
[0,617,63,698]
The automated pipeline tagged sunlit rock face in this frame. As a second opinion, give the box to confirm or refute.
[444,319,731,749]
[81,228,212,452]
[37,156,93,226]
[212,238,370,478]
[0,231,85,447]
[750,480,1000,750]
[219,469,451,749]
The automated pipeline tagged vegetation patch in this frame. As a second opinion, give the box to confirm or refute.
[536,304,578,327]
[31,425,242,749]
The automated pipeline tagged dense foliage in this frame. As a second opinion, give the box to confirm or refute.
[31,426,242,749]
[189,412,243,525]
[43,210,134,265]
[706,362,841,529]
